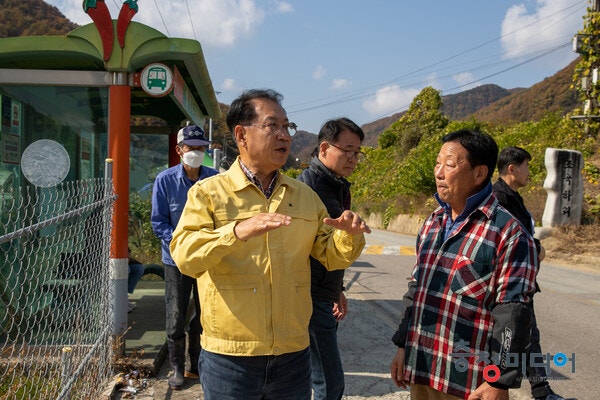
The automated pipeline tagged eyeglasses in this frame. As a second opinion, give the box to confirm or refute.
[328,142,365,161]
[245,122,297,136]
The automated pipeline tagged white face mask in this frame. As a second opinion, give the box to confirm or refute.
[182,150,205,168]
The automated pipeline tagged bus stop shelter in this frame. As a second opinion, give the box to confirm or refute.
[0,12,221,345]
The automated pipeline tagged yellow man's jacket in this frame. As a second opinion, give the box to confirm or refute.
[170,159,365,356]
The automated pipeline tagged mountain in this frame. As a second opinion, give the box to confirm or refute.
[471,58,580,123]
[360,112,404,148]
[357,58,580,147]
[441,84,525,120]
[290,130,317,165]
[0,0,78,37]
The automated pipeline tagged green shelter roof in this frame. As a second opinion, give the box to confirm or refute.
[0,21,221,127]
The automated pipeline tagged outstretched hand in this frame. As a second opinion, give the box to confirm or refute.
[324,210,371,235]
[234,212,292,242]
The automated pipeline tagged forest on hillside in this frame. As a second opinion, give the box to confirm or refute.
[0,0,77,37]
[344,85,600,229]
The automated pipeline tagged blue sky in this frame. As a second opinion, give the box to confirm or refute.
[46,0,587,134]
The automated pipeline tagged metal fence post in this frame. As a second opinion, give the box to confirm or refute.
[105,158,128,356]
[60,346,73,400]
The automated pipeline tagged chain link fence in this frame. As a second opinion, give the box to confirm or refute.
[0,178,116,399]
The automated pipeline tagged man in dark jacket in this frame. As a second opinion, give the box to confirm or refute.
[298,117,365,400]
[493,146,568,400]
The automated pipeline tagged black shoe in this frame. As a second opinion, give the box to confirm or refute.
[168,372,184,390]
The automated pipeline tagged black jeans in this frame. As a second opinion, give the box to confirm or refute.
[527,304,552,398]
[163,264,201,340]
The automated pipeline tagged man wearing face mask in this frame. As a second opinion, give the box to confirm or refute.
[151,125,219,390]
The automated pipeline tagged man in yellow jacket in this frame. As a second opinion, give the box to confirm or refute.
[170,88,370,400]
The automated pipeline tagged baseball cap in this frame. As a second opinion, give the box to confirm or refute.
[177,125,210,146]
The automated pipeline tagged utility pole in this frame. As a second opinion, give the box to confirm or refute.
[571,1,600,136]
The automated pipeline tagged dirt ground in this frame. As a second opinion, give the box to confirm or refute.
[540,232,600,274]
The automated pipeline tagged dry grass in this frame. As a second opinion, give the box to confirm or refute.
[541,224,600,272]
[522,186,547,224]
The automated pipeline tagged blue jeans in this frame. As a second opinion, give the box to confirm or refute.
[200,348,311,400]
[309,301,344,400]
[163,264,201,340]
[128,262,145,294]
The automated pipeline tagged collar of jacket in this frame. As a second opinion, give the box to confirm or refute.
[309,156,351,191]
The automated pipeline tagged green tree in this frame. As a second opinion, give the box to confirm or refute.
[396,120,486,197]
[354,87,449,214]
[128,193,161,263]
[378,86,449,154]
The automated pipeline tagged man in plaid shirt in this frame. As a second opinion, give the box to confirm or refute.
[390,129,538,400]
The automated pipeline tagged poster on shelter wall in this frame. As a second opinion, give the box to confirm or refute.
[2,134,20,165]
[1,95,10,130]
[1,96,21,164]
[10,100,21,135]
[81,136,92,179]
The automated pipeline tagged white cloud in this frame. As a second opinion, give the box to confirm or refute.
[46,0,267,48]
[452,72,477,90]
[313,65,327,80]
[275,2,294,14]
[362,85,420,115]
[500,0,584,62]
[49,0,89,26]
[330,78,351,90]
[222,78,240,92]
[170,0,265,47]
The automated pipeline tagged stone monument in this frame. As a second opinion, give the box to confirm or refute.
[542,148,584,227]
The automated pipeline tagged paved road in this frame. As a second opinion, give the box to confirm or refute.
[127,229,596,399]
[341,229,597,400]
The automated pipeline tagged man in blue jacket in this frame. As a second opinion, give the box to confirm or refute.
[151,125,218,389]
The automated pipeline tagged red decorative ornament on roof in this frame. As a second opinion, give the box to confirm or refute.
[82,0,113,61]
[117,0,138,48]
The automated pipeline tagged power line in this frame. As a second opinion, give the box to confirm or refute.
[151,0,170,36]
[443,43,571,94]
[368,42,572,121]
[185,0,199,42]
[289,39,571,120]
[288,43,570,116]
[286,1,585,116]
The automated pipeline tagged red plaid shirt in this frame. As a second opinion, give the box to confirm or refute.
[400,191,538,399]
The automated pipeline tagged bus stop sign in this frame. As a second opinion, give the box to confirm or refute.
[140,63,173,97]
